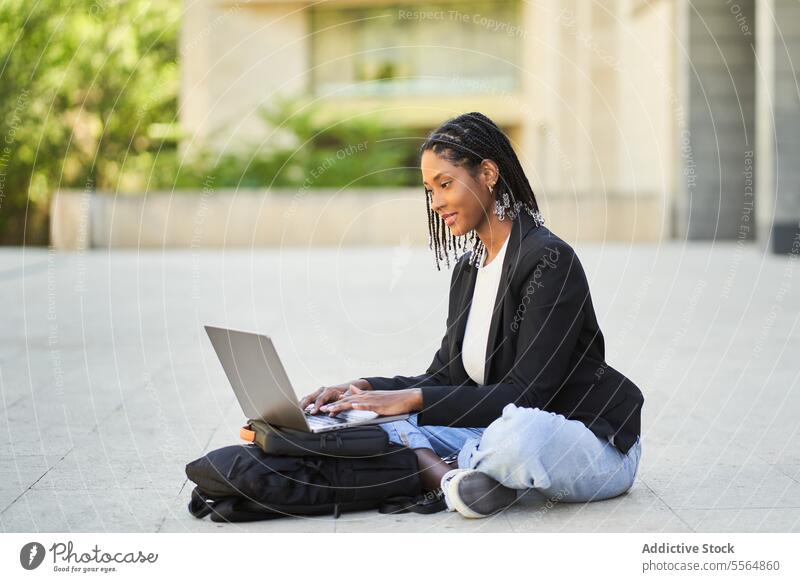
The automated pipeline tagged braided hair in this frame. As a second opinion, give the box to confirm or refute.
[420,111,544,271]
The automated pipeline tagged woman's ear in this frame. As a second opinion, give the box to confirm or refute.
[479,159,500,189]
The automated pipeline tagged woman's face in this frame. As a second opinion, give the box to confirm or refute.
[421,150,498,237]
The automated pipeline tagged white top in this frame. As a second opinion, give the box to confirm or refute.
[461,234,510,385]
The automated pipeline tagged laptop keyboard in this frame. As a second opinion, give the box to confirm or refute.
[304,409,379,428]
[305,413,349,427]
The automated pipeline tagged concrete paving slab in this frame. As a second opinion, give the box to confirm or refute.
[672,507,800,532]
[1,487,182,533]
[332,507,513,533]
[505,483,693,533]
[641,446,800,511]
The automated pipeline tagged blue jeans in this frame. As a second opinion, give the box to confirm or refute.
[380,403,642,503]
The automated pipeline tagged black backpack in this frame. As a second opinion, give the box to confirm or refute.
[239,419,391,457]
[185,442,422,522]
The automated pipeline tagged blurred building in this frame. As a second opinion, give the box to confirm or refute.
[179,0,799,249]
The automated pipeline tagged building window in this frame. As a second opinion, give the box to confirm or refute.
[310,1,522,96]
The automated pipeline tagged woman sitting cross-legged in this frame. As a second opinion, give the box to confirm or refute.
[298,112,644,519]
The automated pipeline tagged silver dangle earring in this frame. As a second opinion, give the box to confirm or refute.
[491,182,547,227]
[491,183,512,221]
[508,195,523,220]
[529,208,546,227]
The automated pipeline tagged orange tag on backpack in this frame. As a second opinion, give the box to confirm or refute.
[239,425,256,443]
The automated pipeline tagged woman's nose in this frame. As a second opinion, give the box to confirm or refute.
[430,190,444,213]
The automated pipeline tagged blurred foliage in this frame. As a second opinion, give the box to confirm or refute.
[136,94,420,192]
[0,0,181,244]
[0,1,420,245]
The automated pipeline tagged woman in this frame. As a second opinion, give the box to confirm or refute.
[299,112,644,519]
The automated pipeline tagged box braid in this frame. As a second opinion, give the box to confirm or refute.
[420,111,545,271]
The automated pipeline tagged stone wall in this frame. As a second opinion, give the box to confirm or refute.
[49,188,664,250]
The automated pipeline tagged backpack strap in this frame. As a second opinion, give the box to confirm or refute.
[188,487,215,519]
[209,498,290,522]
[378,495,417,514]
[334,457,356,505]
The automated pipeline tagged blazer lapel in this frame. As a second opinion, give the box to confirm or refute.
[451,211,538,384]
[450,259,477,383]
[482,212,529,382]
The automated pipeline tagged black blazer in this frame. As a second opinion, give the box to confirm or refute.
[361,210,644,455]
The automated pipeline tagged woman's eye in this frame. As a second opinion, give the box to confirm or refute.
[441,181,450,189]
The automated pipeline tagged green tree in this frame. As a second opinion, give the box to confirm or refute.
[0,0,180,244]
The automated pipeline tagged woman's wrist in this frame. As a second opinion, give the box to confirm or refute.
[407,388,423,411]
[349,378,373,391]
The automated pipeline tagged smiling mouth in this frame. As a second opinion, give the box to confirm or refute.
[442,212,458,226]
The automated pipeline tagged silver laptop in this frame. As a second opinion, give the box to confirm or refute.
[204,325,410,433]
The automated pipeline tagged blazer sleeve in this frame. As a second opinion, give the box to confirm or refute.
[417,243,588,427]
[358,259,464,391]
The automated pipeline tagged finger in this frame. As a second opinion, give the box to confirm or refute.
[324,395,369,414]
[323,396,362,413]
[302,387,324,409]
[299,392,315,409]
[323,401,355,415]
[313,390,332,413]
[327,393,362,407]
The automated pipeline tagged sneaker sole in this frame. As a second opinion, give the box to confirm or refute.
[450,471,518,518]
[441,468,470,512]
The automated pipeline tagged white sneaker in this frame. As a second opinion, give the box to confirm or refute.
[440,468,470,512]
[447,469,518,518]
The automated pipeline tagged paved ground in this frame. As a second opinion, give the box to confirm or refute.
[1,240,799,533]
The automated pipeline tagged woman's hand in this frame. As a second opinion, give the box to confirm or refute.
[298,379,373,414]
[319,386,423,417]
